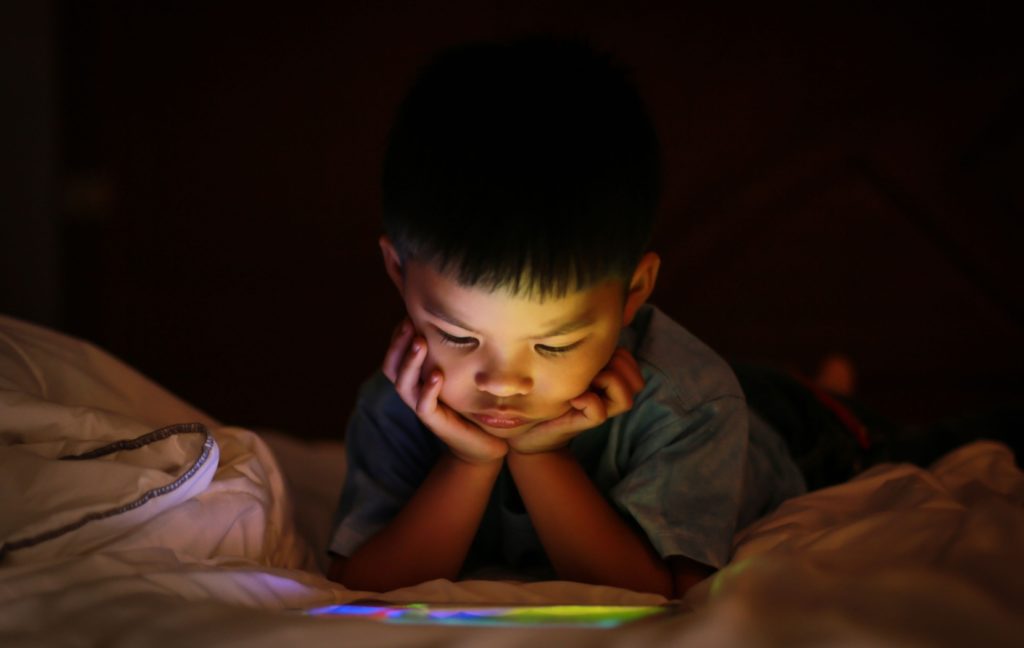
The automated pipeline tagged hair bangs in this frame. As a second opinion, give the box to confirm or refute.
[390,208,639,300]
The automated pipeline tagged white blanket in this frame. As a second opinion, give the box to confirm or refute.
[1,314,1022,646]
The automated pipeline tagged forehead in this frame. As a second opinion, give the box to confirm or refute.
[403,259,624,334]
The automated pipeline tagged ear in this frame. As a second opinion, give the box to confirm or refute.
[379,235,405,296]
[623,252,660,326]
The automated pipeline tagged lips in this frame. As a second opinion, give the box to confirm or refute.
[470,411,532,429]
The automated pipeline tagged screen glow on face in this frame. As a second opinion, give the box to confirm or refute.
[306,603,670,628]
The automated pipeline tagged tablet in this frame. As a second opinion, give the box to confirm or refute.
[306,603,674,628]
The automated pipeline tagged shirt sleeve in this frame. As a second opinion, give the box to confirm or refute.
[608,393,749,570]
[328,372,441,557]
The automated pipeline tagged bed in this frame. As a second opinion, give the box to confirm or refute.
[1,313,1022,646]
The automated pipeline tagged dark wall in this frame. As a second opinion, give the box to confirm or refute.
[1,1,60,326]
[11,1,1022,437]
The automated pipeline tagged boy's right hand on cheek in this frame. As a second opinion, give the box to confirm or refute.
[383,319,508,465]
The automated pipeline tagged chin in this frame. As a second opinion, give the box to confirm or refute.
[480,425,529,439]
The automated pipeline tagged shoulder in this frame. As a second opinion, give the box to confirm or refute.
[595,305,747,464]
[353,371,407,418]
[352,371,423,427]
[626,304,744,414]
[347,371,436,456]
[594,307,751,568]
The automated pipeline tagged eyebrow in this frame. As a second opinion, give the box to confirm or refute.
[423,302,596,339]
[423,303,477,333]
[534,314,596,338]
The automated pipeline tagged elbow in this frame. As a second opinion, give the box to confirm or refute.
[651,576,676,600]
[668,555,716,599]
[326,556,350,586]
[326,556,390,592]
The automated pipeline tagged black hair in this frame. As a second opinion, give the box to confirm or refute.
[382,37,661,298]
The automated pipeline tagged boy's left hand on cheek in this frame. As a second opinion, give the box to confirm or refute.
[508,347,644,455]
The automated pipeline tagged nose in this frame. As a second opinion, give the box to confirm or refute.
[474,355,533,397]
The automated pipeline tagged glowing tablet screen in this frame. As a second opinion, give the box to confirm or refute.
[306,603,671,628]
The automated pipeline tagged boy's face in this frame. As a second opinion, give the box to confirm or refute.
[393,257,638,438]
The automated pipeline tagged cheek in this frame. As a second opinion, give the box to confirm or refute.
[438,365,479,410]
[545,364,599,398]
[419,349,440,381]
[421,348,469,393]
[543,341,618,398]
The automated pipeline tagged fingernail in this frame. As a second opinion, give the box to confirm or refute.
[411,341,421,352]
[429,373,440,384]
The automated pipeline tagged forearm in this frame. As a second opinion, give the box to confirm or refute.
[329,450,501,592]
[506,447,674,597]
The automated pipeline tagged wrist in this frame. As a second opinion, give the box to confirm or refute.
[506,444,573,466]
[507,442,569,457]
[443,447,506,472]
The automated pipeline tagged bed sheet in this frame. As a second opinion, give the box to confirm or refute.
[1,314,1022,647]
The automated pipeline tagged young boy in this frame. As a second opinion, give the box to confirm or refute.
[326,38,805,598]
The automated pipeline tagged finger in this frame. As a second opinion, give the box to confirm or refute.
[382,320,414,382]
[603,349,643,399]
[416,374,507,462]
[388,320,402,344]
[394,336,427,409]
[591,369,634,418]
[416,369,443,418]
[609,348,645,395]
[569,391,608,425]
[412,370,458,438]
[523,392,607,441]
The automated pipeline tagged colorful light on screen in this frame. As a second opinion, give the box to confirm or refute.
[306,603,670,628]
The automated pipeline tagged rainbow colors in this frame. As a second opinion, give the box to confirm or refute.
[306,603,671,628]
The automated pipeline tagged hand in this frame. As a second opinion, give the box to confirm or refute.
[383,319,508,464]
[508,347,645,455]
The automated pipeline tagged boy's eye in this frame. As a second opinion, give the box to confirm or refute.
[535,340,583,357]
[437,330,478,348]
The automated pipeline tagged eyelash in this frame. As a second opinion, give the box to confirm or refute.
[535,340,583,357]
[437,330,478,348]
[435,330,582,357]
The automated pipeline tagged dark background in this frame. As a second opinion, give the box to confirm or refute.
[3,1,1022,439]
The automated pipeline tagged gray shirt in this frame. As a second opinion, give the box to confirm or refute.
[329,305,805,572]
